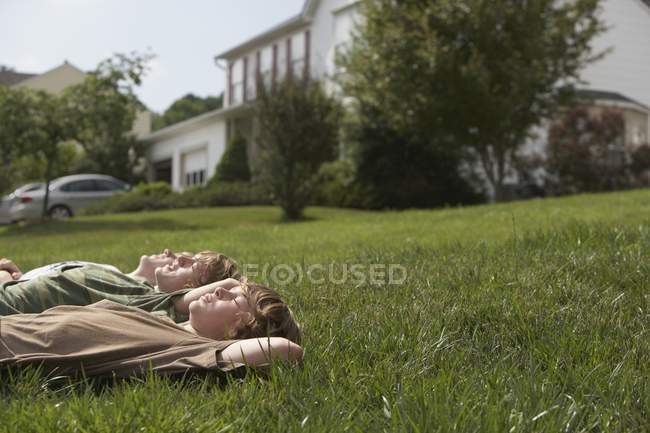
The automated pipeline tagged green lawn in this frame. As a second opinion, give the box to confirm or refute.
[1,189,649,432]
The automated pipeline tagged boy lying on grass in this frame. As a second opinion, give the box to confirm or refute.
[0,281,303,377]
[0,248,240,285]
[0,252,241,321]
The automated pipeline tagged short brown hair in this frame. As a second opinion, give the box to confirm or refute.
[228,282,302,344]
[192,251,241,286]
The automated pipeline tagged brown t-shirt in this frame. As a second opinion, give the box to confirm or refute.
[0,300,241,378]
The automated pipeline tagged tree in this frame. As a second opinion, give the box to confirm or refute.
[153,93,223,130]
[0,86,79,215]
[256,79,341,220]
[212,135,251,183]
[63,52,154,183]
[8,142,83,186]
[0,53,152,216]
[339,0,606,201]
[546,106,630,194]
[349,105,481,208]
[0,86,36,193]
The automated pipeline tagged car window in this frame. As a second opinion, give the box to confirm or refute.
[60,180,97,192]
[15,183,44,194]
[24,184,44,192]
[94,179,124,191]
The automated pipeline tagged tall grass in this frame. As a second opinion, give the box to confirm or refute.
[0,189,648,432]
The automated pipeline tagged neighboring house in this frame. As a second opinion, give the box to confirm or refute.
[1,61,152,138]
[145,0,650,193]
[514,0,650,197]
[578,0,650,147]
[10,61,86,94]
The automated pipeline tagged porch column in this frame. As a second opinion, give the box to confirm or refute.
[172,149,182,192]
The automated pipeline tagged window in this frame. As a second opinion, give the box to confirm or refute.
[246,54,257,100]
[60,180,96,192]
[185,169,206,187]
[260,46,272,90]
[291,32,306,79]
[230,59,244,105]
[94,179,125,191]
[276,41,287,80]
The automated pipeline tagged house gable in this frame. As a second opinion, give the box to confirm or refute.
[13,61,86,94]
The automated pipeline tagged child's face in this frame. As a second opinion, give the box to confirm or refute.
[188,286,253,339]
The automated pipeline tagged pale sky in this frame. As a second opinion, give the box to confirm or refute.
[0,0,305,113]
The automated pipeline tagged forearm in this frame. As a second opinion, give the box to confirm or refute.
[173,278,240,314]
[217,337,304,368]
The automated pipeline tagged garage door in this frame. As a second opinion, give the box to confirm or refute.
[182,148,208,188]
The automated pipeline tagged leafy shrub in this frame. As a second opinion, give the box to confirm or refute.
[83,181,270,215]
[134,182,173,197]
[84,182,172,215]
[630,144,650,187]
[256,78,342,219]
[349,106,482,209]
[545,107,632,194]
[212,135,251,183]
[311,160,374,208]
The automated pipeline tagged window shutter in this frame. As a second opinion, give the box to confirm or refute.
[286,37,292,80]
[272,44,278,91]
[256,50,261,90]
[228,61,233,105]
[305,30,311,80]
[243,56,249,101]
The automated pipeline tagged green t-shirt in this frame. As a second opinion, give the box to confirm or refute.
[0,264,191,322]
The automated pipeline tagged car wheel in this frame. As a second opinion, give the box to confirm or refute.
[48,205,73,219]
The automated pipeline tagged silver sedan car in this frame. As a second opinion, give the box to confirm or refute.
[9,174,130,221]
[0,182,45,224]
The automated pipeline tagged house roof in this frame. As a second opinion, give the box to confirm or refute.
[141,102,251,142]
[215,0,318,60]
[576,89,650,112]
[0,70,37,86]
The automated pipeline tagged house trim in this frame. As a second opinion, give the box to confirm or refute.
[141,103,250,142]
[576,89,650,113]
[331,1,359,15]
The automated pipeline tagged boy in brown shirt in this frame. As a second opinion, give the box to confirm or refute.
[0,281,302,377]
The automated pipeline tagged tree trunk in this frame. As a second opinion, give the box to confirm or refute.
[493,181,507,203]
[41,157,53,220]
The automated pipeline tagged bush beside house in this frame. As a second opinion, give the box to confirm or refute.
[83,181,271,215]
[544,106,649,195]
[211,135,251,183]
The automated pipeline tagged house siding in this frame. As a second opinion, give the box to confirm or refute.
[581,0,650,109]
[147,119,226,191]
[13,63,85,95]
[309,0,358,80]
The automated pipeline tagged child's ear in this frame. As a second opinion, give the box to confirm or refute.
[236,311,253,323]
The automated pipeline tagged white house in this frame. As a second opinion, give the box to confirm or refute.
[144,0,358,190]
[144,0,650,192]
